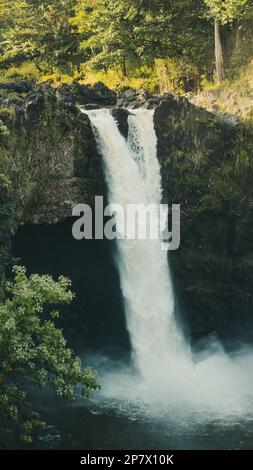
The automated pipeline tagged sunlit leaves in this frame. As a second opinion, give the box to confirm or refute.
[0,266,99,444]
[203,0,250,24]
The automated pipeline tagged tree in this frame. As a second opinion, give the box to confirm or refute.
[0,1,38,69]
[70,0,140,76]
[0,266,99,446]
[131,0,212,67]
[70,0,213,81]
[26,0,81,73]
[0,0,251,87]
[204,0,250,82]
[0,1,80,73]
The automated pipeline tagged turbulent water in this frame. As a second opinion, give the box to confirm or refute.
[83,108,186,380]
[82,107,253,425]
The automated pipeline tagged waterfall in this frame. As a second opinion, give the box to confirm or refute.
[82,107,186,381]
[82,107,253,416]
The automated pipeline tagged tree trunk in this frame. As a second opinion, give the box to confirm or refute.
[121,57,127,77]
[235,22,241,53]
[215,19,225,82]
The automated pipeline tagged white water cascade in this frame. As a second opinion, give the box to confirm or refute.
[83,108,187,381]
[82,107,253,416]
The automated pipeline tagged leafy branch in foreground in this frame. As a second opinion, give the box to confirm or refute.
[0,266,99,445]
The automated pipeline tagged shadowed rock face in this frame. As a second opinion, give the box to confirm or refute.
[0,80,117,107]
[153,98,253,346]
[0,82,118,226]
[1,83,253,345]
[111,108,132,139]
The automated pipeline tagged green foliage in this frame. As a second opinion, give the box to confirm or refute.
[0,1,37,66]
[0,1,80,73]
[155,58,200,94]
[70,0,138,74]
[203,0,250,24]
[70,0,212,79]
[0,0,251,89]
[0,119,9,135]
[0,108,16,125]
[0,162,17,275]
[27,0,81,73]
[1,62,39,81]
[0,266,99,445]
[0,88,27,105]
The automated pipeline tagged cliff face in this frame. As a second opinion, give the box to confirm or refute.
[0,82,117,225]
[154,98,253,345]
[1,82,253,344]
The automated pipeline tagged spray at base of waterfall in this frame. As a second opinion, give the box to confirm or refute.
[86,341,253,421]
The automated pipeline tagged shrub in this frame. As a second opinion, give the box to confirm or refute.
[1,62,39,82]
[0,266,99,446]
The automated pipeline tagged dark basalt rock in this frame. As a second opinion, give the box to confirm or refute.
[82,103,103,110]
[57,82,116,107]
[0,81,34,109]
[92,82,117,105]
[117,88,153,109]
[0,79,34,93]
[116,88,137,107]
[143,98,161,109]
[24,91,45,110]
[117,88,177,111]
[0,81,117,128]
[112,108,132,138]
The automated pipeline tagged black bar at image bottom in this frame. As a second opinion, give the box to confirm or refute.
[0,450,251,466]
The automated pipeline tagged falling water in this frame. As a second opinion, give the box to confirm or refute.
[82,108,186,380]
[82,107,253,418]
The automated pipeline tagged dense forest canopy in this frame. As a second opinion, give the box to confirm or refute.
[0,0,252,91]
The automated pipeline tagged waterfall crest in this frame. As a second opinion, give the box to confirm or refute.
[83,108,186,380]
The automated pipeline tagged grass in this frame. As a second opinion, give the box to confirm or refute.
[0,58,199,94]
